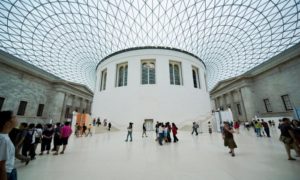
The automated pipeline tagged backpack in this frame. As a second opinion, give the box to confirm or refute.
[24,129,35,144]
[9,128,22,145]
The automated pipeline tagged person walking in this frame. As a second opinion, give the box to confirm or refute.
[279,118,300,160]
[223,122,237,157]
[142,122,147,137]
[125,122,133,142]
[233,121,240,134]
[9,122,30,165]
[261,119,270,137]
[0,110,18,180]
[22,124,36,160]
[191,122,199,136]
[172,123,178,143]
[108,122,111,131]
[86,124,92,136]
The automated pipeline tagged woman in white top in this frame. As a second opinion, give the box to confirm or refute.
[125,122,133,142]
[0,110,18,180]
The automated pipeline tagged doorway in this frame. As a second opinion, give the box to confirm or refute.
[144,119,154,131]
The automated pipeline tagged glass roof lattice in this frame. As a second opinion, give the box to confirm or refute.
[0,0,299,91]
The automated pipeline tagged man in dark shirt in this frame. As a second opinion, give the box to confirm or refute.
[279,118,300,160]
[261,120,270,137]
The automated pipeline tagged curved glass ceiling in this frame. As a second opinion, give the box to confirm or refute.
[0,0,299,90]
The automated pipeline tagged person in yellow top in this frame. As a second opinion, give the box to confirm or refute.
[255,120,262,137]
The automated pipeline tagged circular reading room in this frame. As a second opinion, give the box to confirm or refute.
[92,47,211,129]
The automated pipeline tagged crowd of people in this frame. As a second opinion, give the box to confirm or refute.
[2,109,300,180]
[0,110,73,180]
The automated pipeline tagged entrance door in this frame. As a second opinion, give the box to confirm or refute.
[144,119,154,131]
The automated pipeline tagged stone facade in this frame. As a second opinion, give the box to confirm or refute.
[210,43,300,121]
[0,50,93,124]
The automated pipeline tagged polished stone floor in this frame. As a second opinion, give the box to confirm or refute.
[17,128,300,180]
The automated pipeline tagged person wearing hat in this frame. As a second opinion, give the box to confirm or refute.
[0,111,18,180]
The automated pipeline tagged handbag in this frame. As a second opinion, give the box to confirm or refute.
[279,135,293,144]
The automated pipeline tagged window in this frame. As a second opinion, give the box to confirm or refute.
[116,63,128,87]
[281,94,293,111]
[263,99,272,112]
[236,103,242,115]
[0,97,4,111]
[192,66,200,88]
[65,106,70,118]
[100,69,107,91]
[169,61,182,85]
[37,104,44,116]
[17,101,27,116]
[141,60,156,84]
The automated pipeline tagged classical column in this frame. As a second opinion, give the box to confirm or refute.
[238,88,248,121]
[79,97,84,113]
[229,91,237,120]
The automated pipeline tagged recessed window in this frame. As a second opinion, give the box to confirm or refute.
[37,104,44,116]
[281,94,293,111]
[236,103,242,115]
[17,101,27,116]
[100,69,107,91]
[0,97,4,111]
[263,99,272,112]
[116,63,128,87]
[192,66,200,88]
[169,61,182,85]
[141,60,156,84]
[65,106,70,118]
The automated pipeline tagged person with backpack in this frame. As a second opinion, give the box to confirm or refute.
[22,123,36,160]
[191,122,199,136]
[52,123,62,154]
[39,124,54,155]
[9,122,30,165]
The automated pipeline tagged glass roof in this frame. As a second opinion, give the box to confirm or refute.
[0,0,299,91]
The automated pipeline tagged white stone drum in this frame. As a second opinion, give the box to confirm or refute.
[92,47,211,130]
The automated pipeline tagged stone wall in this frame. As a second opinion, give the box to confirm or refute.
[210,43,300,121]
[0,50,93,124]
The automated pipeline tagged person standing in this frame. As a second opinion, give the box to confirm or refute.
[108,122,111,131]
[96,118,101,127]
[125,122,133,142]
[171,123,178,143]
[158,123,164,146]
[59,122,73,155]
[223,122,237,157]
[208,122,212,134]
[142,122,147,137]
[0,110,18,180]
[52,123,62,155]
[82,124,87,137]
[39,124,53,155]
